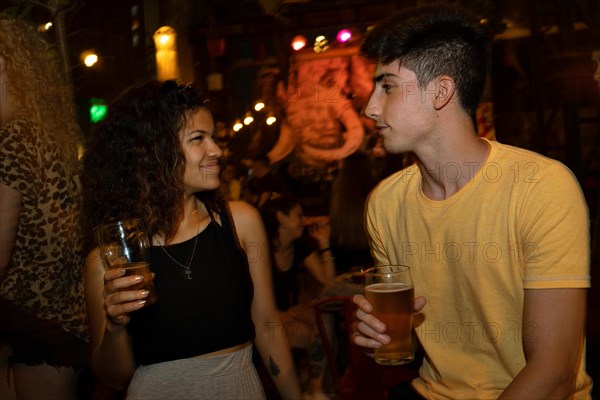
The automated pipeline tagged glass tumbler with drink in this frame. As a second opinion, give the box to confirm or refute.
[96,218,158,306]
[364,265,414,366]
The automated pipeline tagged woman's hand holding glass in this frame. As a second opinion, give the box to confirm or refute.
[96,218,157,330]
[102,266,152,330]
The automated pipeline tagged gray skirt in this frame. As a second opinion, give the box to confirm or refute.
[126,345,266,400]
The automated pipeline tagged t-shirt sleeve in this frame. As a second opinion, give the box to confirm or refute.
[520,162,590,289]
[0,119,39,196]
[365,188,390,266]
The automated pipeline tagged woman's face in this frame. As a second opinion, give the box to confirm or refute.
[180,108,222,194]
[278,204,304,240]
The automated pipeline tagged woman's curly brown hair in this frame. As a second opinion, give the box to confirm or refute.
[81,80,222,248]
[0,13,81,176]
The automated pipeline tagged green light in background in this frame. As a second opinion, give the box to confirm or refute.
[89,98,107,123]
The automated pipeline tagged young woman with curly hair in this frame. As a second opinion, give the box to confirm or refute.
[0,13,88,400]
[81,80,301,399]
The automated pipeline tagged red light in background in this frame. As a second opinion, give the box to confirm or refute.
[291,35,307,51]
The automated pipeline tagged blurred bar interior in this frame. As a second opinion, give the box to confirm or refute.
[2,0,599,397]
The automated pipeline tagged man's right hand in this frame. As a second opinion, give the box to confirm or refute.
[352,294,427,348]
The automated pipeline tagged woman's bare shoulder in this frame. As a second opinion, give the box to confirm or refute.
[228,200,260,221]
[227,200,264,236]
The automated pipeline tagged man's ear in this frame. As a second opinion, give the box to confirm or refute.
[433,76,455,110]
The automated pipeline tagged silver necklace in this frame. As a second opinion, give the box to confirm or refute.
[160,211,201,280]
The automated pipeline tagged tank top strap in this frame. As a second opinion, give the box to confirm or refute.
[217,200,246,259]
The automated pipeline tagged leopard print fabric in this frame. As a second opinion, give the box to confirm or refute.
[0,117,88,341]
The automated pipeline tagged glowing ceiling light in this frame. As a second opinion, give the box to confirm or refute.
[291,35,307,51]
[243,113,254,125]
[40,22,53,32]
[313,35,329,53]
[233,120,243,132]
[266,115,277,125]
[254,101,265,111]
[84,53,98,67]
[159,34,172,46]
[336,29,352,43]
[80,50,99,67]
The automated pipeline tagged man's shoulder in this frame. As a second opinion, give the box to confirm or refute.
[491,140,561,169]
[368,164,420,209]
[490,140,583,197]
[374,164,420,193]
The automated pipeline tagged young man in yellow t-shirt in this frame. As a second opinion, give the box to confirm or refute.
[352,5,592,399]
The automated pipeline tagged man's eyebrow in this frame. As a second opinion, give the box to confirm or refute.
[374,72,397,83]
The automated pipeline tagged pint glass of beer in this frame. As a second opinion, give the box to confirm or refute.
[364,265,414,365]
[96,218,158,306]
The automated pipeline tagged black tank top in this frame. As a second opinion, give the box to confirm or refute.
[128,206,255,365]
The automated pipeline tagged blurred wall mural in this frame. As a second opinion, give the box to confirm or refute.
[268,49,374,173]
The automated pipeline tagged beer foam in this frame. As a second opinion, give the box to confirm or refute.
[366,282,412,293]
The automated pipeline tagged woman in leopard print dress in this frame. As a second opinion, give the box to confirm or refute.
[0,14,88,399]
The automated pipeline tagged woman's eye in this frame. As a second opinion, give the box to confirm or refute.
[382,84,393,93]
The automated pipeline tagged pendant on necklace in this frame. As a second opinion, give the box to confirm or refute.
[160,202,201,281]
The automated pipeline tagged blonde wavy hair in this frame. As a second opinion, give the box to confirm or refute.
[0,13,81,176]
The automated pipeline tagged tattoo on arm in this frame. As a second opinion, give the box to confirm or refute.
[309,339,325,379]
[309,364,323,380]
[269,356,281,377]
[310,338,325,362]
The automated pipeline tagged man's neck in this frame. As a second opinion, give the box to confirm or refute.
[417,131,490,201]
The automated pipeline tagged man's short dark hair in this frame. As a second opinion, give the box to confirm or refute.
[360,4,492,117]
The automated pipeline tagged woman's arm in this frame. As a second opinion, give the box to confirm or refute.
[302,223,336,287]
[302,251,336,287]
[0,183,21,275]
[229,201,302,400]
[85,249,148,389]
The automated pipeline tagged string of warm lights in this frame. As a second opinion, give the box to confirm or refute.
[231,100,277,134]
[228,26,363,136]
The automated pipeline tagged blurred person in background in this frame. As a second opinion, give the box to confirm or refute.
[0,13,88,400]
[219,161,244,201]
[243,155,288,208]
[328,151,377,274]
[260,194,335,399]
[81,80,301,399]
